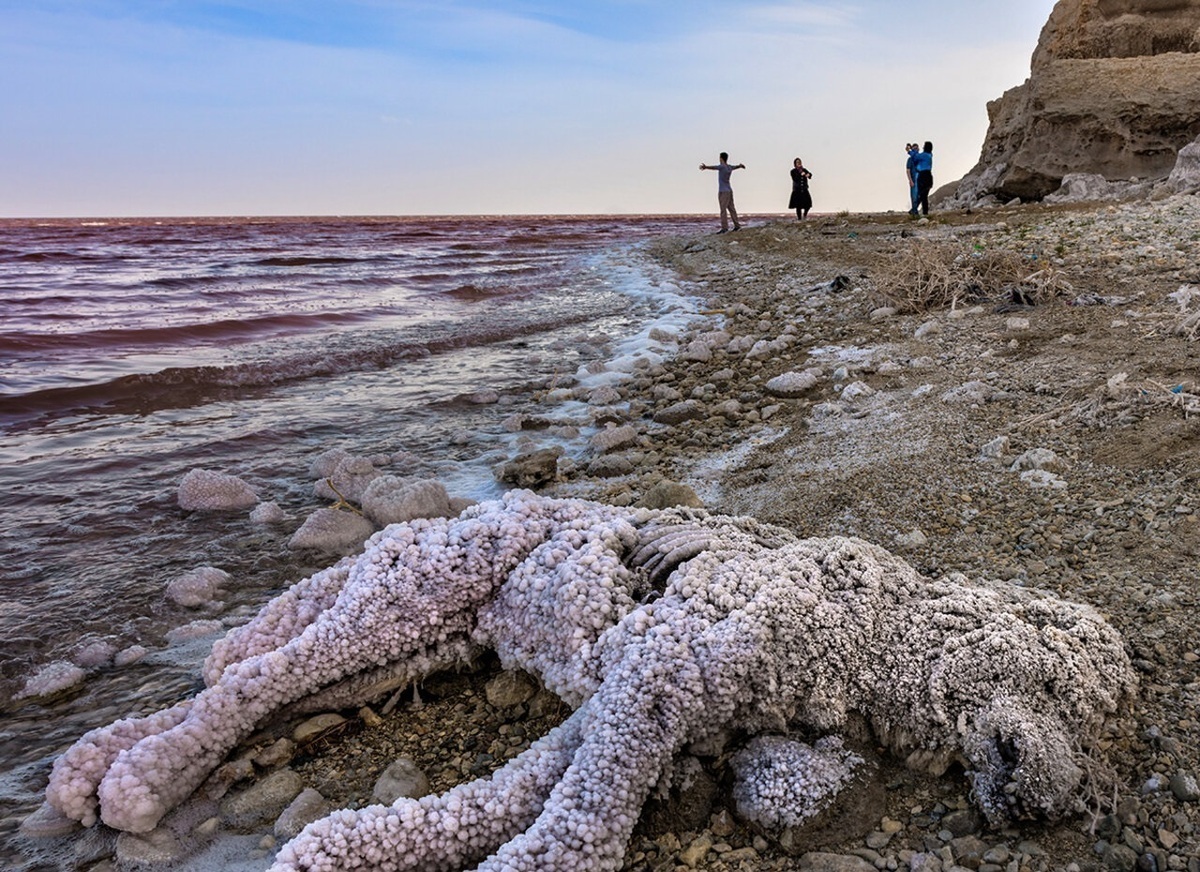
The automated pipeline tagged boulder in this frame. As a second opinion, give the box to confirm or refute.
[1165,135,1200,193]
[361,477,452,526]
[941,0,1200,207]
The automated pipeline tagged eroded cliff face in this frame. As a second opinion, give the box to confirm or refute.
[943,0,1200,206]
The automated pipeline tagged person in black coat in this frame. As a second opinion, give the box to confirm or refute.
[788,158,813,219]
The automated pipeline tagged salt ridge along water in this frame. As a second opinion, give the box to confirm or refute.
[0,214,711,870]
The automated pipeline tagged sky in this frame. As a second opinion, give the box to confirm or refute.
[1,1,1058,217]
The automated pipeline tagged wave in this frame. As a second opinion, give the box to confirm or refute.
[1,308,395,355]
[249,255,371,267]
[0,308,605,428]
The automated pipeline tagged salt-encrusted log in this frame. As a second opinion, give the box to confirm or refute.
[41,493,1136,870]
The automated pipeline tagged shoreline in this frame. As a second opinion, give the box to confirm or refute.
[17,200,1200,871]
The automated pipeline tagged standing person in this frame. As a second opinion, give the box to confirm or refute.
[788,158,813,220]
[905,143,921,216]
[913,141,934,216]
[699,152,745,233]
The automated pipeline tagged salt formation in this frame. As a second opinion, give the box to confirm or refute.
[40,492,1135,871]
[730,736,866,830]
[176,468,258,511]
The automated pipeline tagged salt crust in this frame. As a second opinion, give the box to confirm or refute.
[42,492,1136,871]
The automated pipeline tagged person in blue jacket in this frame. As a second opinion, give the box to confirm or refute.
[913,141,934,216]
[905,143,921,215]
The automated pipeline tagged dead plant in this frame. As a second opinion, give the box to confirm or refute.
[872,240,1068,312]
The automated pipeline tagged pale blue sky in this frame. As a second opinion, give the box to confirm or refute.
[1,1,1057,217]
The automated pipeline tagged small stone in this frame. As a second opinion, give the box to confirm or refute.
[1169,771,1200,802]
[679,833,713,867]
[116,828,185,865]
[372,758,431,805]
[220,769,304,829]
[637,481,704,510]
[19,802,81,838]
[253,738,296,769]
[795,852,876,872]
[765,369,821,398]
[485,670,538,708]
[293,713,347,744]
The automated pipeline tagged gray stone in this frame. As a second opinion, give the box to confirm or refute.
[220,769,305,829]
[637,481,704,510]
[275,788,335,841]
[591,424,639,453]
[19,802,82,838]
[586,455,636,478]
[653,400,707,425]
[115,827,185,865]
[796,852,876,872]
[1170,771,1200,802]
[372,758,431,805]
[496,447,563,488]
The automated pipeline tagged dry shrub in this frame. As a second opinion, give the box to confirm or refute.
[872,240,1069,313]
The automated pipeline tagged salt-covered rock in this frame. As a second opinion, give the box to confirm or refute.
[309,448,351,479]
[250,501,290,525]
[941,380,993,404]
[177,468,258,512]
[114,645,149,667]
[1011,448,1067,473]
[765,369,820,398]
[165,566,230,609]
[840,381,875,403]
[980,436,1010,460]
[165,619,223,644]
[360,476,452,526]
[16,661,86,701]
[288,508,375,552]
[731,735,866,830]
[894,529,928,550]
[1020,469,1068,490]
[914,321,941,340]
[588,385,623,406]
[314,456,380,504]
[72,639,118,668]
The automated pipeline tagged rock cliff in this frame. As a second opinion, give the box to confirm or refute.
[941,0,1200,207]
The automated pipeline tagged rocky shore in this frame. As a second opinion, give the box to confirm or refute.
[542,198,1200,872]
[23,199,1200,872]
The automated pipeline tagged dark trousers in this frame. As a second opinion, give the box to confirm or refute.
[917,171,933,215]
